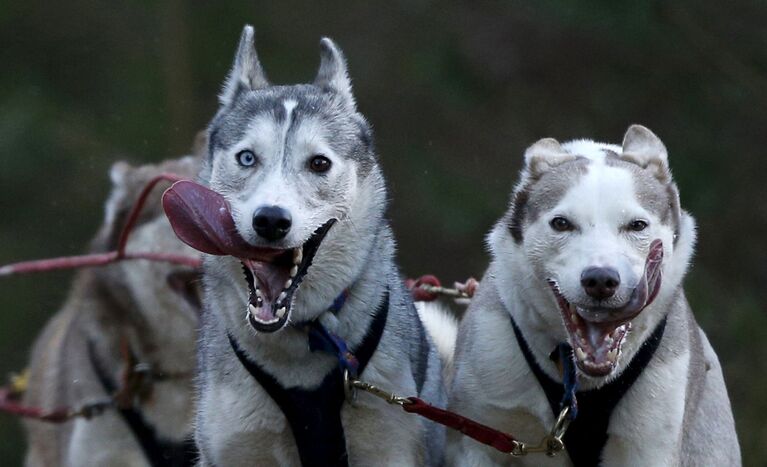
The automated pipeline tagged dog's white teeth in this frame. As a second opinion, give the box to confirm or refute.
[614,323,631,338]
[284,279,293,290]
[606,349,618,363]
[575,347,587,361]
[248,304,259,315]
[570,312,579,324]
[278,291,287,303]
[276,307,287,318]
[293,248,303,265]
[290,265,298,277]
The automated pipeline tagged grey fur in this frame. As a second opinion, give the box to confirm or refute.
[195,26,446,466]
[23,153,203,467]
[507,158,589,243]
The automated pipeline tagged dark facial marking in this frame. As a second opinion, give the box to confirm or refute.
[508,187,530,242]
[604,157,681,240]
[508,159,589,243]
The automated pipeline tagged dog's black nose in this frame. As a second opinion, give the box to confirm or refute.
[253,206,292,241]
[581,267,620,300]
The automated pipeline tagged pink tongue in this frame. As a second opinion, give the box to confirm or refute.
[162,180,256,258]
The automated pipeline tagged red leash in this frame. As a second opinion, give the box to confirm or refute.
[403,398,519,453]
[0,173,202,277]
[0,385,111,423]
[345,370,570,457]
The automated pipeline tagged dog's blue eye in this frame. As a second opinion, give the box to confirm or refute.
[550,216,574,232]
[628,219,649,232]
[236,150,257,167]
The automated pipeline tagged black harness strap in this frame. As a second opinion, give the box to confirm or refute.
[228,291,389,467]
[510,315,667,466]
[87,341,198,467]
[410,303,430,394]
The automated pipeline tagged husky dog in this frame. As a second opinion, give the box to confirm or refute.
[190,26,445,466]
[448,125,740,466]
[23,153,202,467]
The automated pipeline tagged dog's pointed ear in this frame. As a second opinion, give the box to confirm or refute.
[219,25,269,106]
[99,161,136,250]
[523,138,575,177]
[314,37,355,109]
[621,125,670,181]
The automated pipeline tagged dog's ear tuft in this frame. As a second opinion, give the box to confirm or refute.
[219,25,269,106]
[621,125,670,182]
[101,161,137,250]
[314,37,356,109]
[109,161,131,186]
[524,138,575,177]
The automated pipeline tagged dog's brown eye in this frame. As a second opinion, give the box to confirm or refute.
[308,155,331,173]
[628,219,649,232]
[550,216,574,232]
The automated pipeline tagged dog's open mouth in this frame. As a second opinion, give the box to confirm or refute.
[161,180,336,333]
[240,220,335,332]
[547,239,664,377]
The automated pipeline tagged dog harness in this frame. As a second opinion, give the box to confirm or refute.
[87,341,198,467]
[510,315,668,466]
[228,289,389,467]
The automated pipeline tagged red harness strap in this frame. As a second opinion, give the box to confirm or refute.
[0,386,109,423]
[402,397,519,454]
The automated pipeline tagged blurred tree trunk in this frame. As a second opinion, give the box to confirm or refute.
[161,0,196,154]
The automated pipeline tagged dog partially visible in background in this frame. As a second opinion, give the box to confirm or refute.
[23,148,203,467]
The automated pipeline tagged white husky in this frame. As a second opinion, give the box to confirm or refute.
[448,125,740,466]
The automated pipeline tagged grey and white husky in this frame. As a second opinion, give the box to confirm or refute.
[448,125,740,465]
[191,26,446,466]
[23,153,203,467]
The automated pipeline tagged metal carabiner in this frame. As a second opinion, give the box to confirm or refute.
[510,406,570,457]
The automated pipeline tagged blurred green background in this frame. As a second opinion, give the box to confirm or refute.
[1,1,765,464]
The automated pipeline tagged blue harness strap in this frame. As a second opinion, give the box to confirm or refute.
[228,289,389,467]
[510,315,667,466]
[558,342,579,420]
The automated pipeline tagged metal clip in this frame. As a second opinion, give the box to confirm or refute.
[418,284,471,299]
[343,369,358,403]
[344,370,411,407]
[510,406,570,457]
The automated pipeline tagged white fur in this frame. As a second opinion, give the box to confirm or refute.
[448,128,740,465]
[416,301,459,369]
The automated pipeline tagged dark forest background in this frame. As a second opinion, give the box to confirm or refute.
[1,1,765,464]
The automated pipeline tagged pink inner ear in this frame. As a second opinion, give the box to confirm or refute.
[162,180,255,258]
